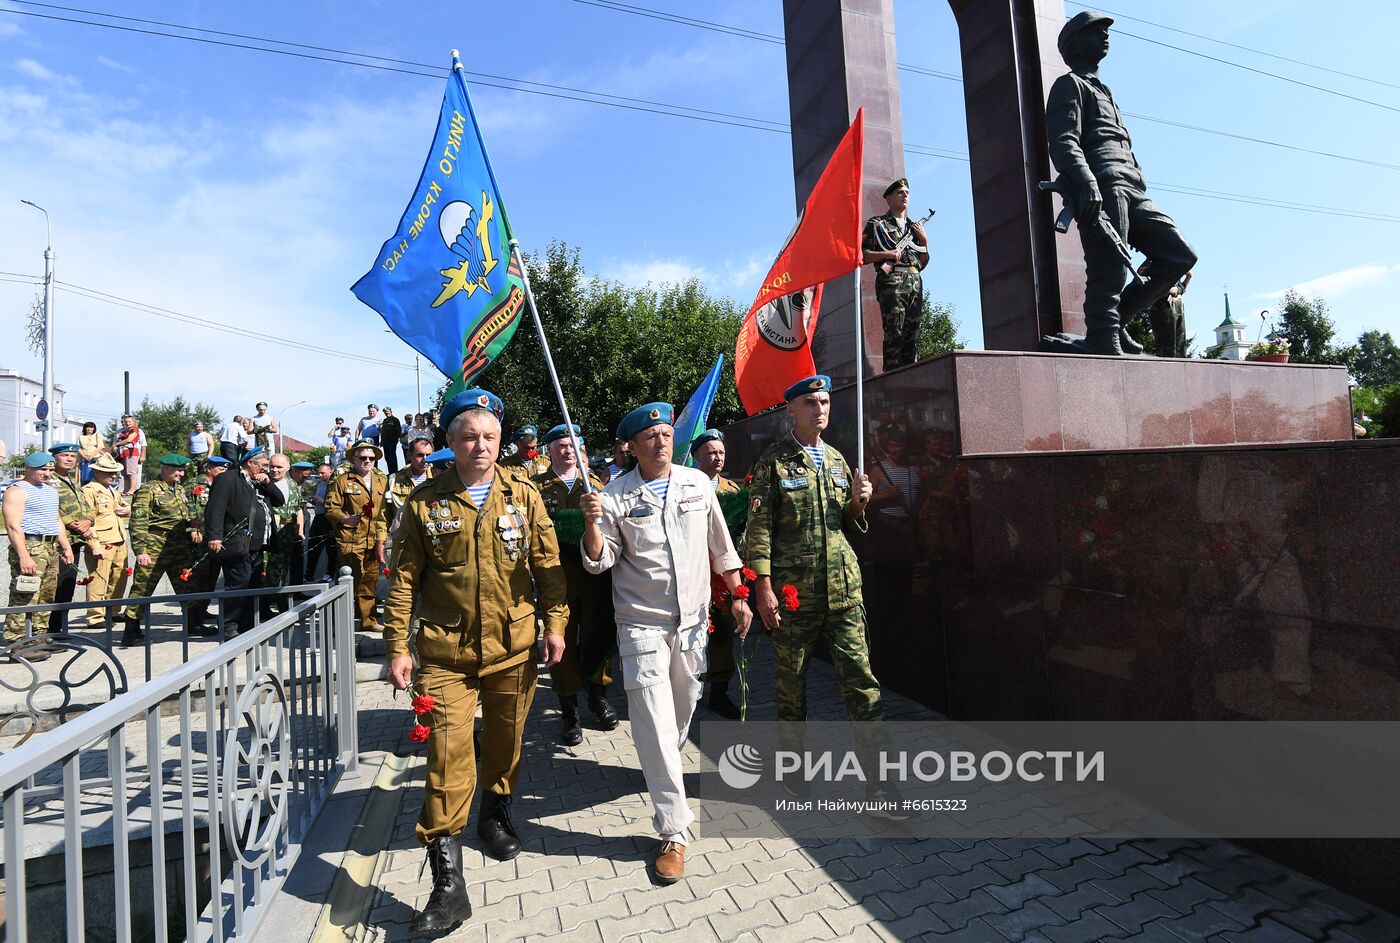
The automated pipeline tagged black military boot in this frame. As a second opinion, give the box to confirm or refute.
[708,682,740,720]
[1119,326,1144,355]
[408,835,471,935]
[587,684,619,731]
[120,615,144,648]
[558,695,583,746]
[1086,321,1125,356]
[477,791,521,861]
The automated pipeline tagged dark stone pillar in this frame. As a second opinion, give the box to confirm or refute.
[947,0,1086,348]
[783,0,905,384]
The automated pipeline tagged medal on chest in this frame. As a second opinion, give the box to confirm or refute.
[496,503,527,560]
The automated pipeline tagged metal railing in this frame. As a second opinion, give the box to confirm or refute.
[0,573,358,943]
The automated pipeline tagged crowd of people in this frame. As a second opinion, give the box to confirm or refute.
[4,377,894,933]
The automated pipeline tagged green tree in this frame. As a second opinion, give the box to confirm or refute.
[436,243,744,452]
[915,298,966,360]
[1353,384,1400,438]
[1351,330,1400,389]
[4,444,41,470]
[105,395,223,477]
[1275,289,1354,367]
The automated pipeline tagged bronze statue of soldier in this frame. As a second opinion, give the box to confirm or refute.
[1042,11,1197,356]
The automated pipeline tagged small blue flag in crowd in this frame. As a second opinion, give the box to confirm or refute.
[673,355,725,466]
[352,52,526,397]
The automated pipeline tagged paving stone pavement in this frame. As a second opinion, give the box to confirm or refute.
[338,634,1400,943]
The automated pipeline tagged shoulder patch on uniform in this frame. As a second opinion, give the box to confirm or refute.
[751,497,762,513]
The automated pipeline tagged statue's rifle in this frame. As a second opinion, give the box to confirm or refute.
[1039,177,1142,285]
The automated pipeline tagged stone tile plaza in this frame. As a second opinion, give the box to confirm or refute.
[3,1,1399,942]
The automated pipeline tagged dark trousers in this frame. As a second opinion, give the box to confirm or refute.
[220,442,240,461]
[1086,182,1196,342]
[305,515,339,579]
[385,445,399,475]
[50,562,79,632]
[220,550,265,629]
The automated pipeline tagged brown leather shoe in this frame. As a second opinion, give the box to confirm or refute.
[653,840,685,884]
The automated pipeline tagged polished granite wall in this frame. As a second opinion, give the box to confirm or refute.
[721,353,1393,723]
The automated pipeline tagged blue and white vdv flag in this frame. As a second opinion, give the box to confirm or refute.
[674,355,725,466]
[351,51,525,396]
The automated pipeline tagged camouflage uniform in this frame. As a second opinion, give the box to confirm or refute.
[124,478,202,619]
[51,469,99,631]
[862,212,926,370]
[706,475,744,686]
[4,497,61,641]
[745,433,881,723]
[266,480,305,589]
[532,466,613,695]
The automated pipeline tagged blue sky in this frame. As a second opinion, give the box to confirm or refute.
[1,0,1396,445]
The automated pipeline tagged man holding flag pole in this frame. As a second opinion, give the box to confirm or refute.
[352,50,598,934]
[734,109,902,813]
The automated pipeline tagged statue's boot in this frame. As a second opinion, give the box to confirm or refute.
[1086,325,1125,356]
[1119,328,1144,355]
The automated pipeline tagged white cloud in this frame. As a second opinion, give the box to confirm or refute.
[1256,263,1400,301]
[95,55,135,75]
[607,258,713,287]
[0,19,22,39]
[15,57,57,82]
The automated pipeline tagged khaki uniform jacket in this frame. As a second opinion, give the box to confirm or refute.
[382,471,567,671]
[83,481,128,546]
[380,466,433,536]
[715,475,742,495]
[744,433,868,610]
[325,469,389,554]
[500,444,549,477]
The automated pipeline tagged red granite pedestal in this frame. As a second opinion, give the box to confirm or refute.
[721,351,1397,907]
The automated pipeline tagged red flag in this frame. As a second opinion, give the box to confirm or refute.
[736,109,864,415]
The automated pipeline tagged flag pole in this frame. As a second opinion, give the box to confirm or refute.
[854,264,865,472]
[508,240,599,505]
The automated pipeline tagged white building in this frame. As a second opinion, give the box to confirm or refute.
[0,367,88,461]
[1213,292,1250,361]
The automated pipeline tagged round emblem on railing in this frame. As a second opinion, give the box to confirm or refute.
[222,667,290,868]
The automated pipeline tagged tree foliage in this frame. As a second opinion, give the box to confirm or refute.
[915,298,966,360]
[1351,330,1400,389]
[104,395,223,476]
[451,243,744,450]
[1275,289,1353,367]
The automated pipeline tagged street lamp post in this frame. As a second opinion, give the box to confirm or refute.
[278,400,307,454]
[21,200,54,451]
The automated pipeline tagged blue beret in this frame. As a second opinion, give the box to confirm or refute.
[24,451,55,468]
[206,456,231,467]
[541,423,580,446]
[290,461,315,470]
[784,375,832,402]
[441,388,504,431]
[48,442,79,454]
[512,424,538,439]
[426,447,454,467]
[689,428,724,453]
[239,446,267,465]
[616,402,674,442]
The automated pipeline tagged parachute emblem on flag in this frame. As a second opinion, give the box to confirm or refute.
[433,192,500,307]
[755,286,817,351]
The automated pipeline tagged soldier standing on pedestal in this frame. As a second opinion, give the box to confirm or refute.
[863,178,929,370]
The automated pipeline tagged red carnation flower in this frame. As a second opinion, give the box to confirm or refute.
[732,585,751,600]
[408,723,430,744]
[781,584,800,611]
[179,568,192,582]
[411,693,435,715]
[192,486,206,496]
[124,566,134,576]
[744,474,753,486]
[381,566,390,577]
[526,447,539,460]
[741,566,756,582]
[707,617,716,635]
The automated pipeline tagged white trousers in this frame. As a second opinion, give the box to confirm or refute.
[618,621,707,840]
